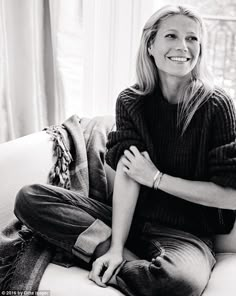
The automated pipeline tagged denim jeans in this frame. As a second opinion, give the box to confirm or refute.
[14,184,216,296]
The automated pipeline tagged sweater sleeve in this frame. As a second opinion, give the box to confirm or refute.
[105,90,146,170]
[208,90,236,189]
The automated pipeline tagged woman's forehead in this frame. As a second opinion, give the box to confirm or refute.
[158,14,200,35]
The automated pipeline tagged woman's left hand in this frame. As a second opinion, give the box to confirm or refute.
[121,146,158,188]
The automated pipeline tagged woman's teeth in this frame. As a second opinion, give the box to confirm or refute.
[168,57,189,62]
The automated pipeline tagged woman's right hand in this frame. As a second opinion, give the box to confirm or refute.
[88,248,124,287]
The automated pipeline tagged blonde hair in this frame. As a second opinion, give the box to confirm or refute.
[130,5,214,134]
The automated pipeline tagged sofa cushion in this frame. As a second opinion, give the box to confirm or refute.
[39,263,123,296]
[203,253,236,296]
[39,253,236,296]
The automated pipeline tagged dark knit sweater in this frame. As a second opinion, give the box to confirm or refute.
[106,86,236,236]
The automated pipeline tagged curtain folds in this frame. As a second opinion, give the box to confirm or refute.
[0,0,80,143]
[0,0,153,143]
[82,0,155,117]
[1,0,50,142]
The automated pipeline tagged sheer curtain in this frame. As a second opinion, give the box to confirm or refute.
[0,0,82,143]
[0,0,155,142]
[81,0,155,117]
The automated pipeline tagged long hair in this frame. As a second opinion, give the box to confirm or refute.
[130,5,214,134]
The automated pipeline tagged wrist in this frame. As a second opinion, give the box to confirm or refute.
[109,245,124,256]
[153,169,164,190]
[110,241,124,252]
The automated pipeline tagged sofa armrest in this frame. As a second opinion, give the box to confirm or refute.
[0,131,55,229]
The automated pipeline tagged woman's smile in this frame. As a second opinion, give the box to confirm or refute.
[167,56,191,62]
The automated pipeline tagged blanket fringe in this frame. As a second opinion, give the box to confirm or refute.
[44,125,73,189]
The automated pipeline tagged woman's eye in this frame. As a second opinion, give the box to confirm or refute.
[187,36,198,41]
[165,34,176,39]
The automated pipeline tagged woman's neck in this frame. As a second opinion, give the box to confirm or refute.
[158,73,190,104]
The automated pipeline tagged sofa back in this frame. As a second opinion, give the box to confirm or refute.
[0,130,235,254]
[0,131,55,227]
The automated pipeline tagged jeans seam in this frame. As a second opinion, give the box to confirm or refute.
[73,201,111,225]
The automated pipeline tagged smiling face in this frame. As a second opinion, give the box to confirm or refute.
[148,14,201,83]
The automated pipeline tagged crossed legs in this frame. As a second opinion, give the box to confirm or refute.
[14,184,215,296]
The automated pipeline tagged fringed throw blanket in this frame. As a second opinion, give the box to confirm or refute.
[0,114,115,291]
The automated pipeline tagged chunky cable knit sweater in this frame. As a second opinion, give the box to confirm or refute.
[106,86,236,236]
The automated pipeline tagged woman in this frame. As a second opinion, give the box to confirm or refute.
[15,5,236,296]
[89,4,236,295]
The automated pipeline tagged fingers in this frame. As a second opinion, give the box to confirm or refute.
[121,156,131,170]
[122,146,140,171]
[122,147,148,172]
[123,146,141,163]
[101,264,117,284]
[142,151,151,160]
[122,147,152,177]
[129,145,140,156]
[89,260,107,287]
[127,146,149,159]
[124,149,135,161]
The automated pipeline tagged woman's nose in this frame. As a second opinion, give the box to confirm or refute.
[175,39,188,52]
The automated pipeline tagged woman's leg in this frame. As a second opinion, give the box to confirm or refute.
[115,224,216,296]
[14,184,113,263]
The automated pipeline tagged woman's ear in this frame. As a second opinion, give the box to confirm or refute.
[148,46,152,56]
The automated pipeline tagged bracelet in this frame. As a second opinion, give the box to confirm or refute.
[153,172,164,190]
[152,170,160,188]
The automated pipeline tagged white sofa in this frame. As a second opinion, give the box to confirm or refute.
[1,130,236,296]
